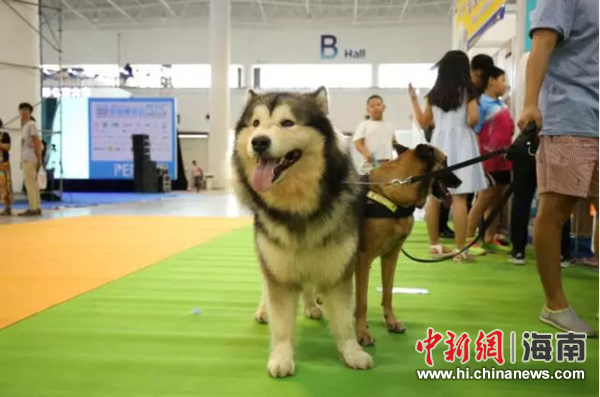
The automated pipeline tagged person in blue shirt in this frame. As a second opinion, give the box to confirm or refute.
[467,67,514,254]
[519,0,598,335]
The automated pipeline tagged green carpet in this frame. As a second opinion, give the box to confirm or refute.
[0,223,598,397]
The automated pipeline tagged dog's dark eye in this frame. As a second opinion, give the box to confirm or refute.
[252,119,260,127]
[280,119,295,128]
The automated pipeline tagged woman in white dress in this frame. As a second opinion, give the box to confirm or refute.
[409,50,487,262]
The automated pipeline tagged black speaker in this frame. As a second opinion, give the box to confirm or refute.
[134,176,158,193]
[132,134,150,147]
[133,153,151,165]
[131,134,160,193]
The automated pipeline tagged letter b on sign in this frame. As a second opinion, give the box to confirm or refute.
[321,35,338,59]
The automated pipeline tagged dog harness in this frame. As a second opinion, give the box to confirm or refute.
[365,190,415,219]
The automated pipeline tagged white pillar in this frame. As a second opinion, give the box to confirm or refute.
[244,63,253,88]
[451,7,457,49]
[514,0,527,63]
[208,0,231,189]
[0,0,41,193]
[371,63,379,88]
[513,0,528,120]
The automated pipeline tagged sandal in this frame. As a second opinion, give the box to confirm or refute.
[453,250,476,263]
[430,244,453,258]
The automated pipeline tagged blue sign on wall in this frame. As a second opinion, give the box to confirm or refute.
[320,35,366,60]
[524,0,537,52]
[88,97,177,180]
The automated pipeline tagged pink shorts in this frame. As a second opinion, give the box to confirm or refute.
[536,135,599,198]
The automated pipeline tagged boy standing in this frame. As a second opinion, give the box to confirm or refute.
[353,95,396,174]
[467,66,514,254]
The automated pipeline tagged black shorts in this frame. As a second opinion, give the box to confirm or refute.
[485,170,511,186]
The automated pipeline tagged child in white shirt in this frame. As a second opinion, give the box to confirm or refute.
[353,95,396,174]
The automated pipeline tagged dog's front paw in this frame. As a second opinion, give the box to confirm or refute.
[255,309,268,324]
[357,327,375,347]
[304,305,323,320]
[385,319,406,334]
[384,311,406,334]
[267,348,295,378]
[342,348,374,370]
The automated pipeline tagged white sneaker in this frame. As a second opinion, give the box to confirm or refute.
[560,257,574,268]
[509,252,525,265]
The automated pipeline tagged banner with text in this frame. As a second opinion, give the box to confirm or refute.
[88,98,177,180]
[455,0,507,49]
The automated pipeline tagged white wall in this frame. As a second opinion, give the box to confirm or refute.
[41,24,451,65]
[41,23,450,184]
[473,13,516,48]
[129,87,422,180]
[180,137,208,187]
[1,0,41,193]
[127,87,421,133]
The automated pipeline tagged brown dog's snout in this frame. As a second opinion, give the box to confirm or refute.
[439,171,462,189]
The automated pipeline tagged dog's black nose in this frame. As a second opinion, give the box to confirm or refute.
[251,136,271,155]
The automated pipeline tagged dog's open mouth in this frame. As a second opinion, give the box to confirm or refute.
[432,179,450,202]
[251,149,303,192]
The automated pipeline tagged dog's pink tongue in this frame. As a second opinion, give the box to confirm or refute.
[252,159,277,192]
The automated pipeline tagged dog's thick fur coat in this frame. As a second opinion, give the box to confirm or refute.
[231,87,373,377]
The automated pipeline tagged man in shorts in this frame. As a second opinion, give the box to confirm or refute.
[519,0,598,335]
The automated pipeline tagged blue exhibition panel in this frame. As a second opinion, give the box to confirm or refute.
[88,97,177,180]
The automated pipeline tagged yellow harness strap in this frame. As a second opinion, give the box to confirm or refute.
[366,190,397,213]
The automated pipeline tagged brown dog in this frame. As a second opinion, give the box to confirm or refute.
[354,143,461,346]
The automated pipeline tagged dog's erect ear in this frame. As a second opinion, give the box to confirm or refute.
[414,144,436,162]
[393,143,409,156]
[246,89,258,103]
[310,86,329,114]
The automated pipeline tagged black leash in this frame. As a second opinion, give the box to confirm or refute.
[400,122,539,263]
[405,148,508,185]
[401,181,515,263]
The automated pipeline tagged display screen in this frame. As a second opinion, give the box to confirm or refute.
[89,98,177,179]
[46,97,177,180]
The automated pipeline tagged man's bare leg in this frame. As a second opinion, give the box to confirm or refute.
[535,192,595,335]
[534,192,578,310]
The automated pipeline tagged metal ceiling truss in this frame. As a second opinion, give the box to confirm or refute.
[42,0,459,28]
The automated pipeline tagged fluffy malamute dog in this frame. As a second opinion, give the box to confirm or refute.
[231,87,373,378]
